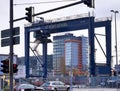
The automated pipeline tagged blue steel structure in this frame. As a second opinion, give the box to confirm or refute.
[24,15,111,79]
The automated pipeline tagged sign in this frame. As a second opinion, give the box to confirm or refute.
[1,27,20,38]
[1,27,20,47]
[1,36,20,47]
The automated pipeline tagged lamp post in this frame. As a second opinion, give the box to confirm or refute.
[110,10,119,72]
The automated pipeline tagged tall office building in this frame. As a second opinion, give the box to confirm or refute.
[53,33,88,75]
[81,36,89,72]
[65,39,82,74]
[53,33,74,71]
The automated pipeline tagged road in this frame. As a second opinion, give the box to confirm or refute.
[72,88,120,91]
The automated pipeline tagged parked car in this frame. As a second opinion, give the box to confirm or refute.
[14,83,44,91]
[41,81,70,91]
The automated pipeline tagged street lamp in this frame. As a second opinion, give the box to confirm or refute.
[110,10,119,71]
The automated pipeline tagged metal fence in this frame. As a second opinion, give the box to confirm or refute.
[15,76,120,88]
[45,75,120,88]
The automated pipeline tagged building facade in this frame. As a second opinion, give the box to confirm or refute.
[53,33,89,75]
[81,36,89,72]
[65,39,82,75]
[18,55,53,76]
[53,33,74,72]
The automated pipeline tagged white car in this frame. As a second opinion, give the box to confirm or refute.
[14,83,44,91]
[41,81,70,91]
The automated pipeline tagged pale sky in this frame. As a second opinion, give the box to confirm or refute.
[0,0,120,65]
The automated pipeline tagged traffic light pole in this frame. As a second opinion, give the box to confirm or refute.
[13,0,84,22]
[10,0,14,91]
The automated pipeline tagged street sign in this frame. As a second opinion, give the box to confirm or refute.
[1,36,20,47]
[1,27,20,38]
[1,27,20,47]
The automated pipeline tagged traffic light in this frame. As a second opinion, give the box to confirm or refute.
[1,59,9,73]
[83,0,95,8]
[13,64,18,73]
[25,7,33,22]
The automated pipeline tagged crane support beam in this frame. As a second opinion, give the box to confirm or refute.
[25,15,112,77]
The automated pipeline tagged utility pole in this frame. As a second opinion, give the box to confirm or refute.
[10,0,14,91]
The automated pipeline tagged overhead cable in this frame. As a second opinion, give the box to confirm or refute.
[14,0,78,6]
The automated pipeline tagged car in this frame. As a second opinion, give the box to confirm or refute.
[41,81,70,91]
[14,83,44,91]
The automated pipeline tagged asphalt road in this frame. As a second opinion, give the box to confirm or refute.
[72,88,120,91]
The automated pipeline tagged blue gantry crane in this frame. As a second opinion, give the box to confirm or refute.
[24,14,112,80]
